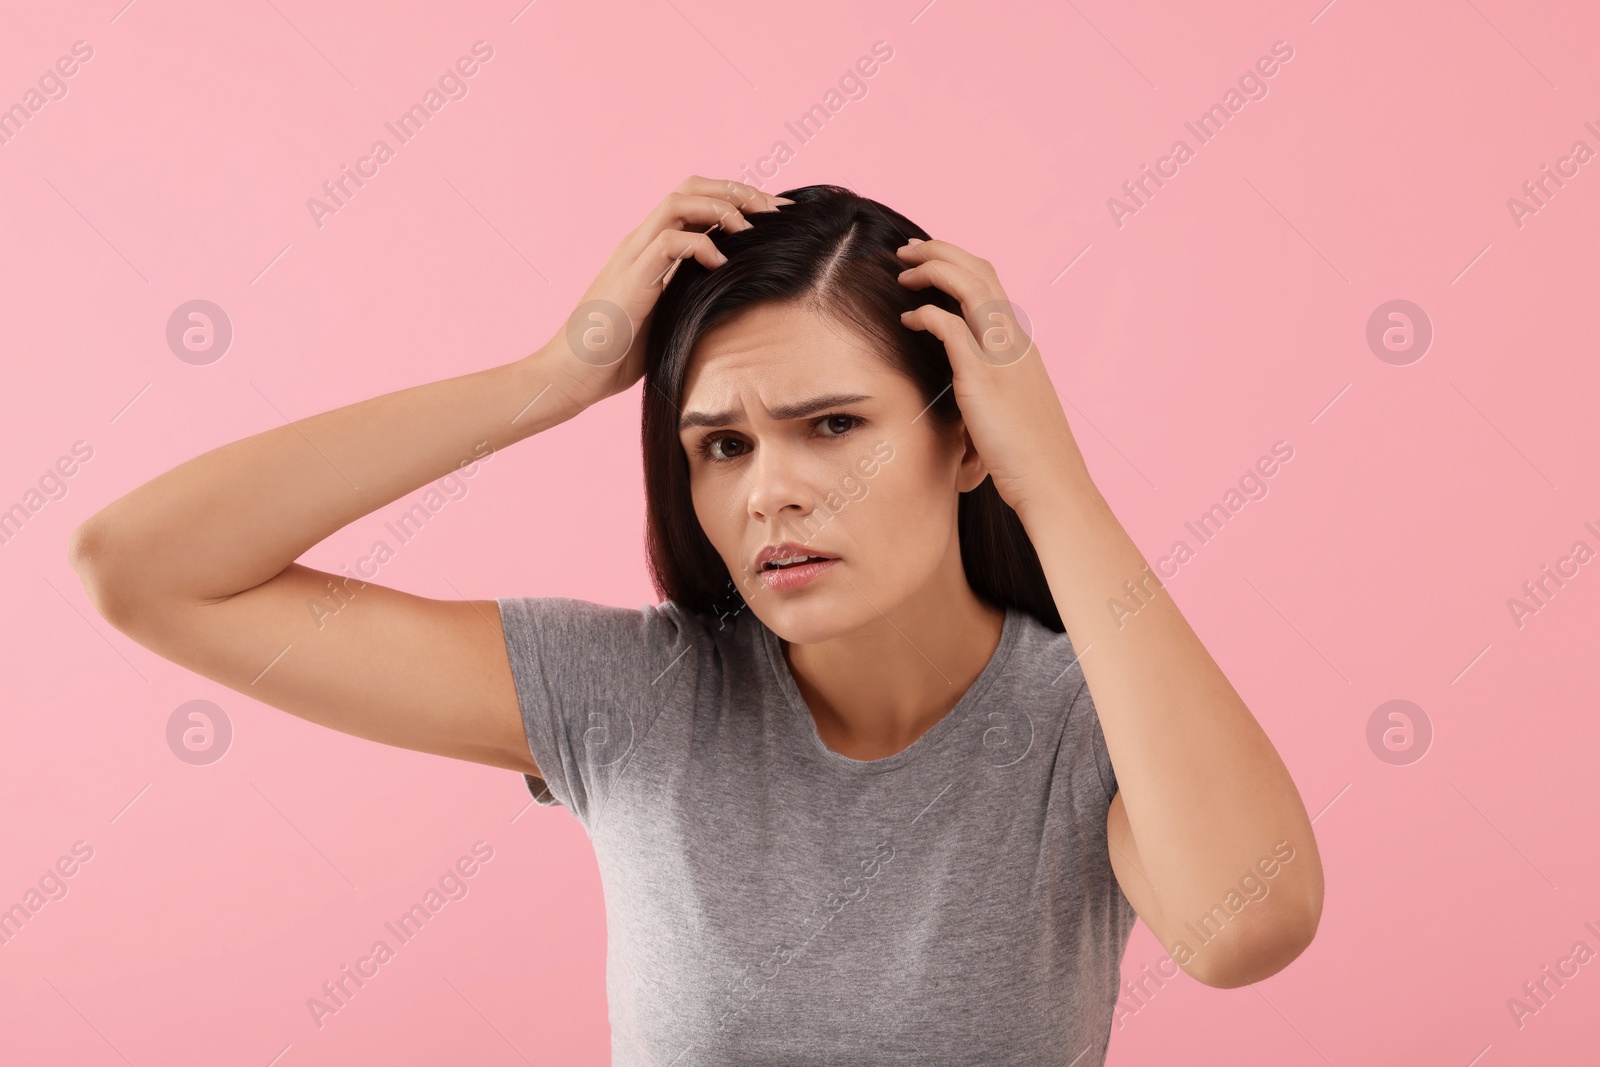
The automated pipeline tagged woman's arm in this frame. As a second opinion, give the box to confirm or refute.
[893,236,1324,988]
[68,174,787,772]
[67,351,587,772]
[71,354,576,611]
[1020,474,1324,988]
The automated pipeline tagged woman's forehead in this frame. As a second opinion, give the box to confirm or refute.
[692,300,874,363]
[682,310,890,413]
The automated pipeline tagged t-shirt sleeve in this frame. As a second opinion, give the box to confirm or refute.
[1062,673,1118,806]
[1086,688,1118,803]
[494,595,701,831]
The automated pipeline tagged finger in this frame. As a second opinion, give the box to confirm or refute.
[622,181,790,263]
[896,257,999,334]
[660,191,759,232]
[628,227,727,296]
[895,258,990,307]
[621,192,748,264]
[903,299,1034,368]
[683,175,793,214]
[897,255,1033,366]
[894,237,997,281]
[899,303,977,356]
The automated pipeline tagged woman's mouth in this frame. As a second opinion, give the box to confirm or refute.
[758,556,840,591]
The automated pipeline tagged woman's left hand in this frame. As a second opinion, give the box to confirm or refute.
[895,237,1093,517]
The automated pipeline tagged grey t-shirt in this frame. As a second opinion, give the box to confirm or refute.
[495,594,1137,1066]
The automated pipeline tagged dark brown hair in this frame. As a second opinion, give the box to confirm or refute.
[640,183,1063,633]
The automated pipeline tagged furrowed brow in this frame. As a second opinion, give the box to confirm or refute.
[677,392,873,433]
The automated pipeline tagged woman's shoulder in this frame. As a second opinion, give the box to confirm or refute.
[1000,606,1084,675]
[997,606,1116,803]
[495,593,760,660]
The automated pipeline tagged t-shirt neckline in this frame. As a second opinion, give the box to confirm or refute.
[757,604,1023,773]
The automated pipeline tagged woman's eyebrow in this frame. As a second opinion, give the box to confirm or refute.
[677,392,873,432]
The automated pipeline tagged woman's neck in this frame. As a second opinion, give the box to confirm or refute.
[782,579,1006,760]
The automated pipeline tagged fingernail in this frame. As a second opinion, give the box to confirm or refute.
[773,197,795,205]
[907,237,925,245]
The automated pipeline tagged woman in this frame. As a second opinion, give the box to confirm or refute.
[70,176,1324,1065]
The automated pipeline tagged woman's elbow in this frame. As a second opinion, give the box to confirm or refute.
[1189,904,1322,988]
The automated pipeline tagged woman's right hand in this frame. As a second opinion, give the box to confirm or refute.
[534,175,792,414]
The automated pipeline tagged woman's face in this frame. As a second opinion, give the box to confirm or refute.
[677,299,988,644]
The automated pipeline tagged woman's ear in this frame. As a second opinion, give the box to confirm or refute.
[954,422,989,493]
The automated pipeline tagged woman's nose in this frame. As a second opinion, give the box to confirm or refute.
[745,444,814,521]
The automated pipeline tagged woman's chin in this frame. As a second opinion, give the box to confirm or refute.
[753,590,899,649]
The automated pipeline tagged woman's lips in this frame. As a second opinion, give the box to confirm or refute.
[758,557,840,592]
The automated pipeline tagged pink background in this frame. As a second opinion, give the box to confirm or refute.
[4,0,1598,1063]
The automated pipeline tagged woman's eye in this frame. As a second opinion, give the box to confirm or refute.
[696,416,859,462]
[706,436,747,460]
